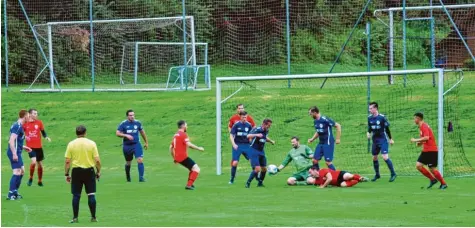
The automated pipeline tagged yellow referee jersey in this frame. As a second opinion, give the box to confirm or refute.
[65,137,99,169]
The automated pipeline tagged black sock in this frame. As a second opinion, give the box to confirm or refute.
[72,194,80,218]
[88,195,97,218]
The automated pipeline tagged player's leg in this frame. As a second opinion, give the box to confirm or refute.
[134,144,145,182]
[15,164,25,198]
[416,153,438,188]
[381,143,397,182]
[36,148,45,186]
[312,145,324,170]
[286,177,298,185]
[257,155,267,187]
[288,172,309,186]
[340,180,359,187]
[246,149,261,188]
[306,176,316,185]
[27,150,37,186]
[426,152,447,189]
[6,152,22,200]
[323,144,336,170]
[341,172,368,182]
[179,157,199,190]
[229,146,241,184]
[371,143,381,181]
[123,147,133,182]
[70,168,83,223]
[84,168,98,221]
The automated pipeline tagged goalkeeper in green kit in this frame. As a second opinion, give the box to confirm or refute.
[271,136,314,185]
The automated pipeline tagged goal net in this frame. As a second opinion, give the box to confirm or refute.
[216,69,474,177]
[23,16,208,92]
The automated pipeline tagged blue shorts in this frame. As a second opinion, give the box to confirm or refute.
[232,144,250,162]
[248,147,267,168]
[123,143,143,161]
[372,142,389,155]
[7,152,24,169]
[314,143,334,162]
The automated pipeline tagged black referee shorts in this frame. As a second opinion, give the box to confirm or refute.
[71,167,96,195]
[417,152,438,168]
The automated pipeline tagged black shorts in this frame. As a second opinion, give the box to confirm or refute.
[179,157,196,171]
[417,152,438,168]
[337,171,348,185]
[71,167,96,195]
[28,148,45,162]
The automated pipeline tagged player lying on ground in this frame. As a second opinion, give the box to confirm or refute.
[271,136,314,186]
[308,168,369,188]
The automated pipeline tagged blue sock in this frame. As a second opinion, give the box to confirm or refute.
[138,163,144,179]
[72,194,80,218]
[259,171,267,184]
[385,159,396,176]
[373,160,380,176]
[8,175,18,196]
[327,164,336,170]
[230,166,237,182]
[125,164,131,177]
[88,195,97,218]
[247,171,258,184]
[312,163,320,171]
[16,175,23,191]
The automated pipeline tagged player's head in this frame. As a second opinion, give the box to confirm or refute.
[76,125,87,137]
[19,109,29,124]
[414,112,424,125]
[126,109,135,121]
[309,168,319,178]
[262,118,272,130]
[177,120,187,132]
[28,108,38,120]
[239,111,248,122]
[309,106,320,119]
[291,136,300,148]
[236,104,245,113]
[369,102,379,114]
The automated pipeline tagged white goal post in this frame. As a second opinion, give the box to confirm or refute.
[215,69,449,176]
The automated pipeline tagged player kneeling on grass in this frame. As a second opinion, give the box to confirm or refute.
[271,136,314,186]
[308,168,369,188]
[170,120,204,190]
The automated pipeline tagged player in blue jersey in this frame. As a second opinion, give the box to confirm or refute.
[6,110,32,200]
[116,110,149,182]
[307,106,341,171]
[367,102,397,182]
[245,118,275,188]
[229,111,253,184]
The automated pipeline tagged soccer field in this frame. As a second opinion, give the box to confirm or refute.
[2,70,475,226]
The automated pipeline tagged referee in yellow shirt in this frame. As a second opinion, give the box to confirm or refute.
[64,125,101,223]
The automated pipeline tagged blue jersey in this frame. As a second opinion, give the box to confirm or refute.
[368,114,390,143]
[231,121,252,144]
[7,122,25,154]
[117,120,143,145]
[249,127,269,152]
[314,115,336,145]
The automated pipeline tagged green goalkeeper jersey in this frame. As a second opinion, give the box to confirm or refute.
[281,145,313,173]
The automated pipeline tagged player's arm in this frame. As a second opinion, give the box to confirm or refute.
[266,137,275,145]
[247,129,262,139]
[93,144,101,179]
[40,121,51,142]
[320,173,332,188]
[169,144,175,161]
[384,117,394,144]
[334,122,342,144]
[64,144,72,183]
[9,133,18,160]
[308,132,319,143]
[305,146,313,159]
[277,153,292,172]
[139,129,149,150]
[229,124,238,149]
[367,119,372,139]
[116,130,133,140]
[411,125,430,143]
[186,141,204,152]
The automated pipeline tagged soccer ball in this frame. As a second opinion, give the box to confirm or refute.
[267,164,278,174]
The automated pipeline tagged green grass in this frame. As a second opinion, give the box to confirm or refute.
[2,65,475,226]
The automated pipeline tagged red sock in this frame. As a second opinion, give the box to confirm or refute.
[431,170,446,185]
[187,171,199,187]
[353,174,361,181]
[38,166,43,182]
[29,164,36,179]
[418,167,435,180]
[344,180,359,187]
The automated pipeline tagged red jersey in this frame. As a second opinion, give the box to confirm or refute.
[23,120,45,148]
[228,114,256,129]
[420,122,438,152]
[317,168,341,186]
[171,131,190,162]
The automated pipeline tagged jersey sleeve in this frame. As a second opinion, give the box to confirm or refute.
[117,122,124,132]
[39,120,45,131]
[65,143,72,159]
[92,142,99,158]
[325,117,336,127]
[138,121,143,131]
[11,123,22,135]
[304,146,313,157]
[383,116,390,127]
[281,152,293,167]
[421,124,430,137]
[228,117,235,129]
[249,127,258,134]
[248,115,256,128]
[367,117,372,133]
[230,123,237,135]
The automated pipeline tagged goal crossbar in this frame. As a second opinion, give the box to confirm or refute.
[215,68,445,176]
[41,16,194,26]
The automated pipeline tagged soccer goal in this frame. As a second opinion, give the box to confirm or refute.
[23,16,209,92]
[215,69,473,177]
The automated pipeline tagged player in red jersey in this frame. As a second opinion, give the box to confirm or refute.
[308,168,368,188]
[23,109,51,187]
[228,104,256,132]
[411,112,447,189]
[169,120,205,190]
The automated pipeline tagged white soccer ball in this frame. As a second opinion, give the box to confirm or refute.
[267,164,278,174]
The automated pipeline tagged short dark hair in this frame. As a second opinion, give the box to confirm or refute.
[28,108,37,114]
[239,111,248,116]
[76,125,87,136]
[126,109,134,116]
[236,104,243,108]
[309,106,319,114]
[263,118,272,124]
[177,120,186,128]
[291,136,299,141]
[19,109,28,118]
[414,112,424,120]
[369,102,378,109]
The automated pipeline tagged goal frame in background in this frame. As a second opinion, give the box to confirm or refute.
[23,16,201,92]
[215,68,452,176]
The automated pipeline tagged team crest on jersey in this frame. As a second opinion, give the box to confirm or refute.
[134,125,137,129]
[319,124,323,128]
[245,127,249,131]
[34,125,38,129]
[376,121,380,125]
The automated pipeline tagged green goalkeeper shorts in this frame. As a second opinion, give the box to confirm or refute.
[291,169,312,181]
